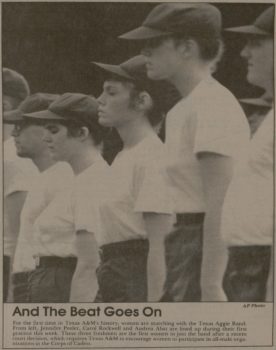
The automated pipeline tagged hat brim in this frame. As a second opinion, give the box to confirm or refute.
[225,25,270,36]
[3,109,24,124]
[93,62,134,80]
[119,26,170,40]
[23,110,65,120]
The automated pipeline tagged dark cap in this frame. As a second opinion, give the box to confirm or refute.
[24,93,99,126]
[119,3,221,40]
[93,55,148,82]
[3,68,30,101]
[226,6,274,36]
[4,93,59,124]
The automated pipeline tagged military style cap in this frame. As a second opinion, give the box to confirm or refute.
[4,93,59,124]
[24,93,99,126]
[93,55,148,81]
[119,3,221,40]
[3,68,30,101]
[226,6,274,36]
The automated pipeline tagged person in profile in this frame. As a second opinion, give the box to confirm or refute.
[221,6,274,301]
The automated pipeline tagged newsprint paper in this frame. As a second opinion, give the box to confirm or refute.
[1,1,275,350]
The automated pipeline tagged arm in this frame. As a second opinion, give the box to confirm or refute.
[69,230,99,302]
[4,191,27,302]
[143,213,173,302]
[198,152,233,301]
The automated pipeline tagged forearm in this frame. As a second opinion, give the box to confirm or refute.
[200,208,228,301]
[144,213,173,301]
[70,261,98,302]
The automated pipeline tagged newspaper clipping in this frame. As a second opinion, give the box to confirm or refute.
[2,1,275,349]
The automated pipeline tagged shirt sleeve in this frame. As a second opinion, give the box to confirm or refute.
[193,94,249,158]
[73,185,100,234]
[133,156,172,214]
[4,161,31,197]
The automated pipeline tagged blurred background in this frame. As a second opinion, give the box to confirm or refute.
[3,2,271,99]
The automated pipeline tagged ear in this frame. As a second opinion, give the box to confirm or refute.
[136,91,153,112]
[176,39,197,58]
[78,126,90,141]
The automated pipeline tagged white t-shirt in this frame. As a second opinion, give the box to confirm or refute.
[13,162,74,273]
[97,134,172,246]
[165,76,250,213]
[4,138,39,257]
[32,156,109,257]
[221,110,274,246]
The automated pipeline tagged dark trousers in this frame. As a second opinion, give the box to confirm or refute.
[160,213,205,302]
[94,239,149,302]
[3,255,10,302]
[223,245,272,302]
[28,257,77,303]
[13,271,31,302]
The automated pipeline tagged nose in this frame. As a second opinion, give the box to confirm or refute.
[240,44,250,59]
[97,92,105,105]
[42,130,52,143]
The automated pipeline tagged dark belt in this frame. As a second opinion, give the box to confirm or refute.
[34,256,77,269]
[176,213,205,225]
[99,239,149,262]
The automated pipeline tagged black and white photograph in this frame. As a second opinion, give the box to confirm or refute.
[2,1,275,348]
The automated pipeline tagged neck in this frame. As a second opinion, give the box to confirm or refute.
[116,115,154,148]
[32,153,55,172]
[68,144,101,175]
[169,61,211,98]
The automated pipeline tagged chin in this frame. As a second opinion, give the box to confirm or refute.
[146,70,163,81]
[98,115,112,128]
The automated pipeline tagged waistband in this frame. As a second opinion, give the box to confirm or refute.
[176,213,205,225]
[34,256,77,269]
[99,239,149,262]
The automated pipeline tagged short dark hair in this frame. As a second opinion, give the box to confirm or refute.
[173,32,224,62]
[51,119,105,146]
[106,74,168,126]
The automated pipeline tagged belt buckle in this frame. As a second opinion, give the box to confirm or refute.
[34,256,40,268]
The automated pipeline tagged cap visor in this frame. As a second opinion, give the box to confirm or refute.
[119,26,170,40]
[3,109,24,124]
[225,25,270,36]
[240,98,272,108]
[93,62,133,80]
[23,110,65,120]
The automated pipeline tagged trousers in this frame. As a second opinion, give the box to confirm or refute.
[160,213,205,302]
[94,239,149,302]
[223,245,271,302]
[28,257,77,303]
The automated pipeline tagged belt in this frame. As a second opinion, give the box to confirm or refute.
[176,213,205,225]
[34,256,77,269]
[99,239,149,262]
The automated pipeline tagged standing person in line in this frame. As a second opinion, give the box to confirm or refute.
[4,93,74,302]
[120,3,250,301]
[95,55,173,302]
[22,93,107,302]
[221,6,274,301]
[2,68,36,301]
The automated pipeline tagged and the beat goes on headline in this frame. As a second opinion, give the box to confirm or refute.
[12,306,162,317]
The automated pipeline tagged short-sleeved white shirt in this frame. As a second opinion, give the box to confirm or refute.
[13,162,74,273]
[4,138,39,257]
[97,134,172,246]
[32,156,109,257]
[221,110,274,246]
[165,76,250,213]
